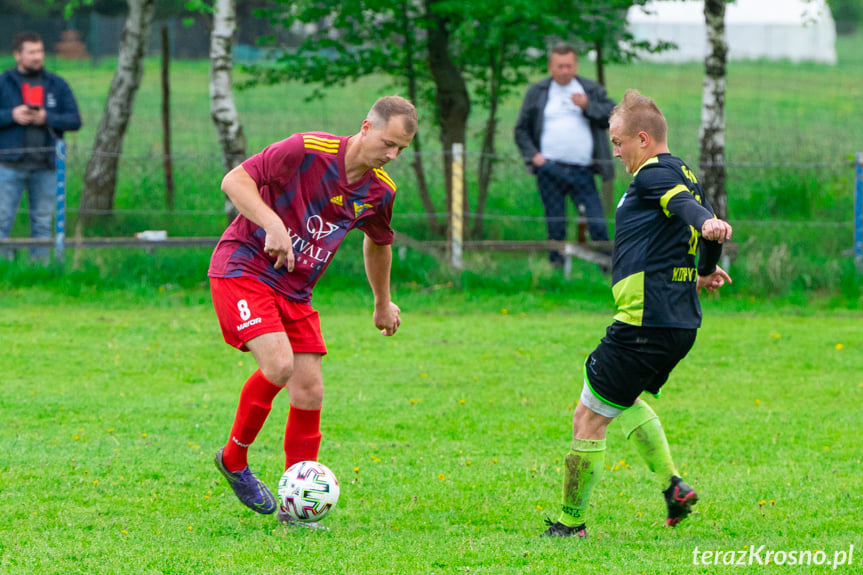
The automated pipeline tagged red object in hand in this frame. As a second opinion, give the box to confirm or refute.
[22,84,44,107]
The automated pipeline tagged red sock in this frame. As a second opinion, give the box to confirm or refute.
[284,405,322,470]
[222,369,283,472]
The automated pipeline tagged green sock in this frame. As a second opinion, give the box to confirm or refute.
[558,438,605,527]
[617,400,678,487]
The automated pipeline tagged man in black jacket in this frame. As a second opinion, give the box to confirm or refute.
[0,31,81,261]
[515,44,614,267]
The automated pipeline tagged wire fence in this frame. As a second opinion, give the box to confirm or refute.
[1,146,858,232]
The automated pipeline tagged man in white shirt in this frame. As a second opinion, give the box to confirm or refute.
[515,44,615,267]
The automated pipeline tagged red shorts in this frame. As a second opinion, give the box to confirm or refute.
[210,277,327,354]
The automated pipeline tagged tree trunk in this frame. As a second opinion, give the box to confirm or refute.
[473,45,503,239]
[399,0,440,237]
[700,0,728,220]
[425,0,470,241]
[77,0,156,231]
[161,26,175,211]
[210,0,245,223]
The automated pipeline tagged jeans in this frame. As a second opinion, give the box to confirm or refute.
[0,164,56,261]
[536,160,609,264]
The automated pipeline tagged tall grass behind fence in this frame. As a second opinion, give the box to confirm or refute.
[0,32,861,297]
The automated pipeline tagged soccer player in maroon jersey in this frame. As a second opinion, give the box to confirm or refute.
[208,96,416,527]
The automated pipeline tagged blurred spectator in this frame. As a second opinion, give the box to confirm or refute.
[0,31,81,262]
[515,44,614,267]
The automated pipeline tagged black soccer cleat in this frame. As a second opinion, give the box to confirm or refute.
[663,475,698,527]
[541,518,587,538]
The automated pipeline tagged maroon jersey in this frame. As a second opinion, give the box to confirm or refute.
[208,132,397,303]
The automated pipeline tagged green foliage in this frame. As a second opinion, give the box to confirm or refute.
[0,296,861,573]
[829,0,863,34]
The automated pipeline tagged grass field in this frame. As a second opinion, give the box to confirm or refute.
[1,290,860,574]
[0,30,861,573]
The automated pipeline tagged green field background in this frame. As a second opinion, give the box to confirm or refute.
[0,296,861,574]
[0,30,862,574]
[1,32,862,298]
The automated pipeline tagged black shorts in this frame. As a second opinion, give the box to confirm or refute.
[584,321,697,409]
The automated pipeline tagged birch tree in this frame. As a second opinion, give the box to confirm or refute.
[77,0,156,230]
[209,0,244,222]
[700,0,728,220]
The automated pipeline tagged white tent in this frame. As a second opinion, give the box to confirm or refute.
[626,0,837,64]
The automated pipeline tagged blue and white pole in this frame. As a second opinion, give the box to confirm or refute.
[55,139,66,264]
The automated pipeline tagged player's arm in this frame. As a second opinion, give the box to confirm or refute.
[664,193,731,276]
[362,235,400,336]
[221,165,294,271]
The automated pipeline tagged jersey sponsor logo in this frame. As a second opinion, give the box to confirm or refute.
[236,317,262,331]
[306,214,340,240]
[331,194,344,206]
[353,201,374,218]
[286,225,334,265]
[671,267,697,282]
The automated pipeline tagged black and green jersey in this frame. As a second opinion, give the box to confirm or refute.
[611,153,722,328]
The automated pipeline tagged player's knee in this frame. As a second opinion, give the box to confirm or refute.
[289,378,324,408]
[259,357,294,387]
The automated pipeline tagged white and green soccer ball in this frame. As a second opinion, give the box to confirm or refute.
[278,461,340,522]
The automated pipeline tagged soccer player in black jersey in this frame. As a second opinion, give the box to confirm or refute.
[543,90,733,538]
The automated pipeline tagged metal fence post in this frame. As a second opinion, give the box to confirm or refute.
[855,152,862,270]
[450,143,464,269]
[55,139,66,264]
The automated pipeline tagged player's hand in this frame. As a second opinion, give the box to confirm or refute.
[571,93,588,110]
[701,218,732,243]
[263,225,294,272]
[697,265,732,294]
[374,301,401,336]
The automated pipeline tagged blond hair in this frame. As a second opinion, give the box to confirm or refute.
[610,89,667,142]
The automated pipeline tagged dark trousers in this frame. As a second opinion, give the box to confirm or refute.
[536,161,609,264]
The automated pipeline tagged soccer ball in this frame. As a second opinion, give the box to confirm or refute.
[277,461,340,522]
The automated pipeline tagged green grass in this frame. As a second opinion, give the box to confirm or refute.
[1,292,861,573]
